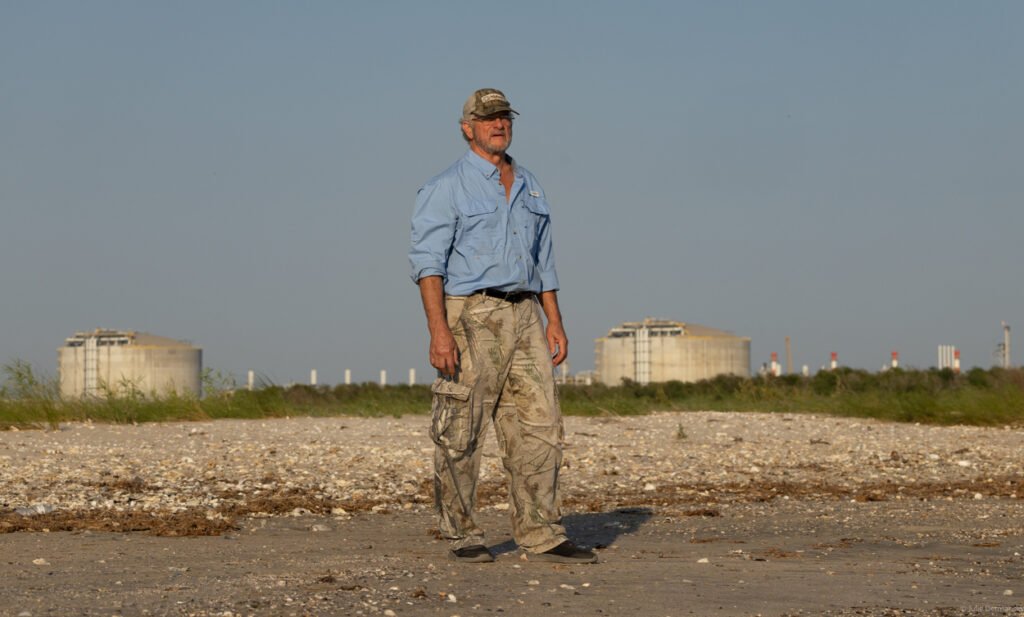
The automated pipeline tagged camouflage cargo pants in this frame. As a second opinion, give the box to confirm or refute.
[430,293,568,553]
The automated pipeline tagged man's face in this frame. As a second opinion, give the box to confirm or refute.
[464,112,513,155]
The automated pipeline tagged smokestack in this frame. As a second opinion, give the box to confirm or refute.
[891,351,898,369]
[785,336,792,374]
[310,369,317,386]
[380,370,387,386]
[409,368,416,385]
[344,369,351,385]
[830,352,838,371]
[1005,323,1011,368]
[954,349,960,373]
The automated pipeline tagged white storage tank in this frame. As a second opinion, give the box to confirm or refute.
[58,329,202,398]
[595,319,750,385]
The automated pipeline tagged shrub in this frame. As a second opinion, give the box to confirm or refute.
[811,370,839,396]
[966,367,989,388]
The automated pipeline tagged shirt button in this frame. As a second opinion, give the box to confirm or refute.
[513,230,517,234]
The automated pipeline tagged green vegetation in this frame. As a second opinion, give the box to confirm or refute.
[557,368,1024,426]
[2,362,1022,429]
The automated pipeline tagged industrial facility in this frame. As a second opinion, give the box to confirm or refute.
[594,319,750,385]
[58,329,202,398]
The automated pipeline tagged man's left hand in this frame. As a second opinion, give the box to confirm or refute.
[546,322,568,367]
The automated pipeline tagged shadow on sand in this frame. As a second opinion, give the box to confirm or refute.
[488,507,655,556]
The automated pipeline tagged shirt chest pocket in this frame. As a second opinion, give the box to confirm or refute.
[524,195,550,216]
[517,195,550,249]
[456,199,502,254]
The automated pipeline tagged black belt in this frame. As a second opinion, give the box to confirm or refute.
[477,288,534,303]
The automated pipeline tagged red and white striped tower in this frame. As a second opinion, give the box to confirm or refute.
[830,352,838,371]
[953,349,960,373]
[770,352,780,376]
[891,351,899,369]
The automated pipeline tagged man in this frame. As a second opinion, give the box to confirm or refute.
[409,89,596,564]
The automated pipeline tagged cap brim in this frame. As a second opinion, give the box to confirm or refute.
[473,107,519,118]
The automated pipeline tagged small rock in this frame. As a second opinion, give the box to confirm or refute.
[310,524,331,532]
[15,505,56,517]
[31,559,49,566]
[973,493,983,500]
[1004,589,1014,596]
[697,558,709,563]
[643,483,656,491]
[384,611,397,617]
[528,580,540,585]
[446,593,457,603]
[956,460,971,467]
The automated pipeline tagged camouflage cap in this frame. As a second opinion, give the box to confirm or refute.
[462,88,519,122]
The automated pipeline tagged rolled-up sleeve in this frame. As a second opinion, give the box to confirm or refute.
[533,211,560,292]
[409,181,456,284]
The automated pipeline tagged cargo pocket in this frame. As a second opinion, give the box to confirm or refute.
[430,378,473,452]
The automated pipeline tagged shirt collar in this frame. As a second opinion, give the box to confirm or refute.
[463,149,518,179]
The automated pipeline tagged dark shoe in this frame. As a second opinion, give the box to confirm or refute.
[448,544,494,563]
[530,540,597,564]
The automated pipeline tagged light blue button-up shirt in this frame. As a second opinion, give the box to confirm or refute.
[409,150,560,296]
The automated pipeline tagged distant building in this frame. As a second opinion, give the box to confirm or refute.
[594,319,750,385]
[58,329,202,398]
[553,361,595,385]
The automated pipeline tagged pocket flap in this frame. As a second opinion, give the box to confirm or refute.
[431,378,471,400]
[456,199,498,217]
[524,196,550,215]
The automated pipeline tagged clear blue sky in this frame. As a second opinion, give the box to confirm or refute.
[2,1,1021,385]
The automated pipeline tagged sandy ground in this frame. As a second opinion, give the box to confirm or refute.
[1,413,1022,616]
[2,502,1022,617]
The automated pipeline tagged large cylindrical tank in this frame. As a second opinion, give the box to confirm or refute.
[595,319,750,385]
[58,330,202,398]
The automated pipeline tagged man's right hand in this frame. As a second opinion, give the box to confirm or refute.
[418,275,460,376]
[429,326,460,376]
